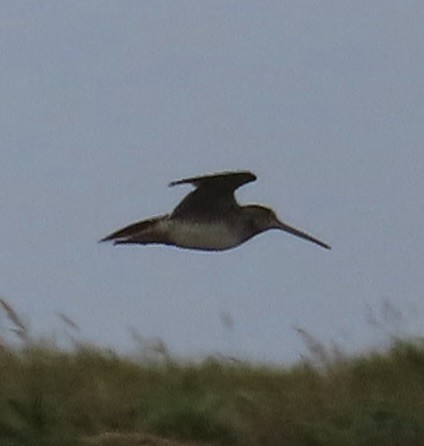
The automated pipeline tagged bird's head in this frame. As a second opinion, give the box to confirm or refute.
[243,205,331,250]
[243,205,282,232]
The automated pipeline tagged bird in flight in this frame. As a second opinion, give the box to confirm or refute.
[100,171,331,251]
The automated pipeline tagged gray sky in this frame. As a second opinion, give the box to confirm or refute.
[1,1,424,362]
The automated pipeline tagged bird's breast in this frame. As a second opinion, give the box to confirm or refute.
[168,220,242,251]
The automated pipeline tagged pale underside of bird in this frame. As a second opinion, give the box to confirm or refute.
[100,171,331,251]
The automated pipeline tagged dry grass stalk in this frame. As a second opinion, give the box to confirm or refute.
[0,298,29,343]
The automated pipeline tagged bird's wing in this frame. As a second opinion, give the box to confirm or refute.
[169,171,256,220]
[169,170,256,190]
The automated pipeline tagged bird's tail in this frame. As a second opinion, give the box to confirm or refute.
[99,215,168,243]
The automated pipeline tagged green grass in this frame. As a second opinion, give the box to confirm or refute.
[0,298,423,445]
[0,340,423,445]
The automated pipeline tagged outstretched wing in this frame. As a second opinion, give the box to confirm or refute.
[169,171,257,220]
[169,170,256,190]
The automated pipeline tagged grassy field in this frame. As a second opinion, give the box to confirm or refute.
[0,301,423,446]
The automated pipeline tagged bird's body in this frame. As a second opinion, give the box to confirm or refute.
[140,218,242,251]
[100,171,331,251]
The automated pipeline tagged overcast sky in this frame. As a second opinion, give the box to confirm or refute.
[1,1,423,362]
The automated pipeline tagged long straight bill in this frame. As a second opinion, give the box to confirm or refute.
[276,221,331,250]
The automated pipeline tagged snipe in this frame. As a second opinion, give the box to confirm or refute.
[100,171,331,251]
